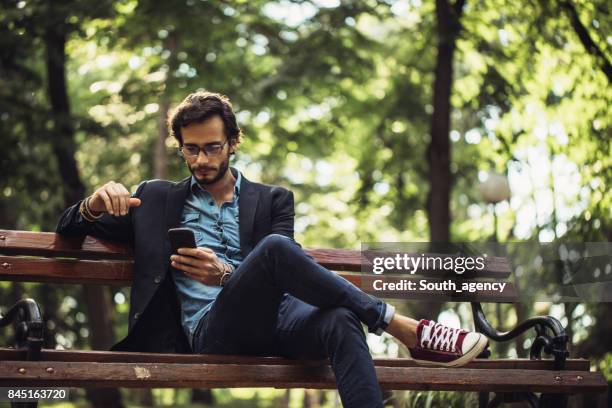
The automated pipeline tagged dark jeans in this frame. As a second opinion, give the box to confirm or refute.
[193,234,389,408]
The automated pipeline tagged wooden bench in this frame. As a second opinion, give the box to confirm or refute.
[0,229,607,407]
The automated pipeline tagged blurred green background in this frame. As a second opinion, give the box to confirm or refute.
[0,0,610,406]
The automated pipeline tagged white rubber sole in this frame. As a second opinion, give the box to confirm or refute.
[409,334,489,368]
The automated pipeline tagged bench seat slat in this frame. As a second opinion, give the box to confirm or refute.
[0,349,592,371]
[0,361,606,393]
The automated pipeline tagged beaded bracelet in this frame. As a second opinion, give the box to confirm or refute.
[80,196,103,222]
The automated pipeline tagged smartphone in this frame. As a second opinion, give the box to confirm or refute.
[168,228,197,254]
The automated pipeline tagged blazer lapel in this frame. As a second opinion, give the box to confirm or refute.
[238,174,259,258]
[165,176,191,234]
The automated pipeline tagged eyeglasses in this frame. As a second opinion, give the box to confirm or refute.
[179,140,228,158]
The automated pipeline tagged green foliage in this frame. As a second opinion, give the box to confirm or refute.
[1,0,610,406]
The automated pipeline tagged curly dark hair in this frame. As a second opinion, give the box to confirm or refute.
[167,91,244,146]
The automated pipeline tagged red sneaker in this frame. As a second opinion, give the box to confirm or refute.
[408,319,488,367]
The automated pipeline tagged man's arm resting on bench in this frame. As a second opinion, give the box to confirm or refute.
[55,180,147,242]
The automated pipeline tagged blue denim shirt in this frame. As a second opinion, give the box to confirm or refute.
[172,168,243,344]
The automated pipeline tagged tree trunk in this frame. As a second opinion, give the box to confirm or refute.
[559,0,612,83]
[191,388,214,405]
[135,389,154,406]
[154,97,170,179]
[44,17,123,408]
[82,285,124,408]
[44,26,85,206]
[154,33,178,180]
[426,0,465,244]
[513,302,528,358]
[303,389,321,408]
[415,0,466,324]
[280,389,291,408]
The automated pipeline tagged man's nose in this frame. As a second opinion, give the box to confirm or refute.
[195,150,209,164]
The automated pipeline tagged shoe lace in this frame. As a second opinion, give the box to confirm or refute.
[420,321,462,352]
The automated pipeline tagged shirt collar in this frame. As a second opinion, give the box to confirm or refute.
[190,166,241,198]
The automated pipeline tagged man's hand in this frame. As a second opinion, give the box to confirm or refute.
[170,247,228,286]
[89,181,142,216]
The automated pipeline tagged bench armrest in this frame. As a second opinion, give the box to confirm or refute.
[0,298,44,361]
[471,302,569,369]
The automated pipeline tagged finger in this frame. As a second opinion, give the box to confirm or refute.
[97,189,113,214]
[116,184,130,215]
[177,247,212,255]
[172,261,205,277]
[170,255,203,268]
[106,183,122,215]
[177,248,198,256]
[113,184,129,216]
[107,182,124,215]
[171,260,191,273]
[180,248,214,260]
[171,259,189,271]
[177,247,210,258]
[129,198,141,207]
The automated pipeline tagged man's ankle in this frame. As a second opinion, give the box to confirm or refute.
[386,314,419,348]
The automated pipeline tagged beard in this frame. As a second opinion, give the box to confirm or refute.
[189,154,231,186]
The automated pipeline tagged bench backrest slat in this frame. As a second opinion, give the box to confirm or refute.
[0,230,132,260]
[0,230,510,275]
[0,257,132,285]
[0,230,517,302]
[0,255,518,302]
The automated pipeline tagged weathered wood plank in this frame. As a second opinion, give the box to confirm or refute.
[0,361,606,392]
[0,230,510,277]
[0,257,133,285]
[0,349,592,371]
[0,256,517,302]
[0,230,133,260]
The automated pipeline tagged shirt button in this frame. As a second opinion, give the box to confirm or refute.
[154,276,162,284]
[134,312,140,320]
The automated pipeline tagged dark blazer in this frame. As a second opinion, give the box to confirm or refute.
[56,168,295,353]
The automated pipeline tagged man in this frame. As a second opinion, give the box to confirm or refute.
[57,91,488,407]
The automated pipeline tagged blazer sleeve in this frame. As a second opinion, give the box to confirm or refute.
[270,187,295,240]
[55,181,147,243]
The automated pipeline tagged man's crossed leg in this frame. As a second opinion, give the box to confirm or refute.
[193,234,488,407]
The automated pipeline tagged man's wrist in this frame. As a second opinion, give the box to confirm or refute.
[80,196,103,222]
[85,196,104,217]
[219,262,234,286]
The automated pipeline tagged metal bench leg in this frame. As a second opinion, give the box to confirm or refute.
[471,302,571,408]
[1,299,44,408]
[475,320,491,408]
